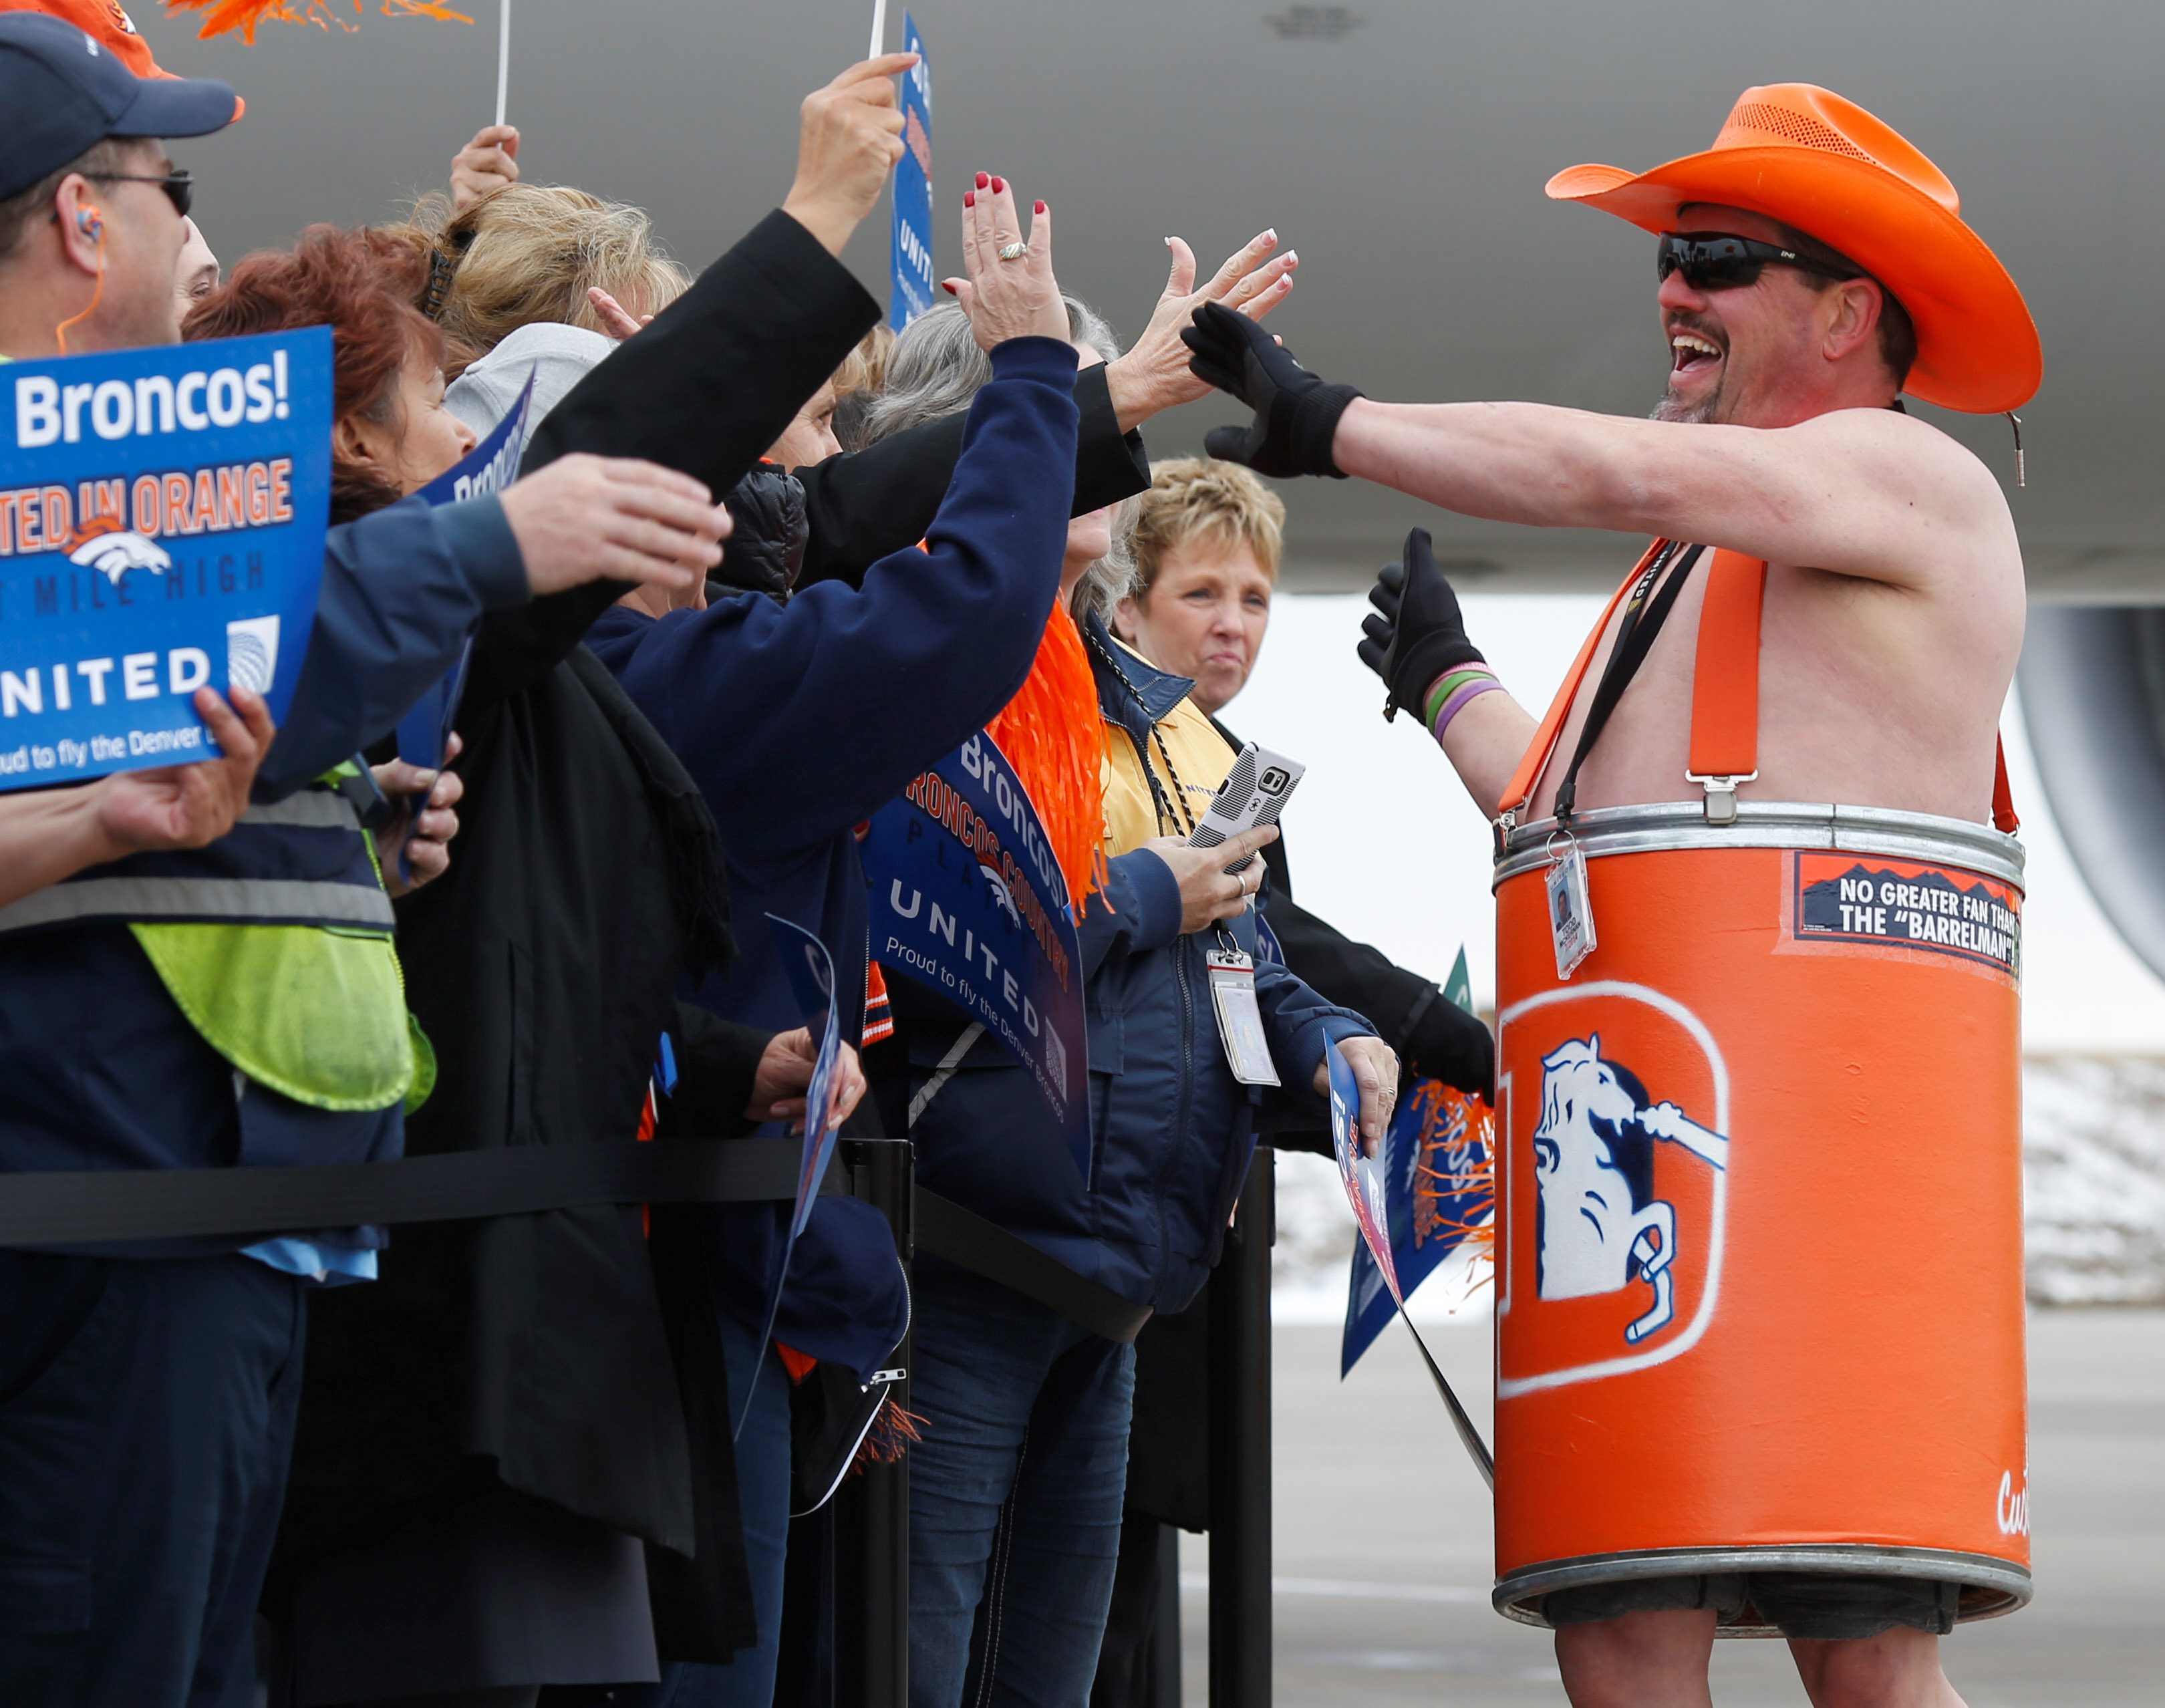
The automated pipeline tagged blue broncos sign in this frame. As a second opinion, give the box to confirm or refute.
[0,329,332,790]
[862,728,1089,1177]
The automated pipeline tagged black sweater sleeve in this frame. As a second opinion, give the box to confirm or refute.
[459,210,882,716]
[658,1003,776,1141]
[793,362,1150,592]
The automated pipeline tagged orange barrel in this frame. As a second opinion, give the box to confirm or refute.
[1488,803,2029,1630]
[1483,547,2030,1632]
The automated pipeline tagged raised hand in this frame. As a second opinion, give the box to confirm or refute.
[96,685,276,856]
[782,53,919,258]
[587,287,653,342]
[1104,230,1298,429]
[499,454,731,597]
[948,174,1068,352]
[1357,528,1485,721]
[1181,300,1364,477]
[450,124,520,212]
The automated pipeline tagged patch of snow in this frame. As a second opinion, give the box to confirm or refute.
[2023,1056,2165,1304]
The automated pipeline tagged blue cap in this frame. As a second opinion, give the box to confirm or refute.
[0,10,238,202]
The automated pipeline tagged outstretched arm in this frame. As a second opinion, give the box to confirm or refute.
[469,55,907,700]
[1183,304,2014,591]
[1332,400,2010,589]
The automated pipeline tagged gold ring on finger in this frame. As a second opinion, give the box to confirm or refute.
[998,240,1030,261]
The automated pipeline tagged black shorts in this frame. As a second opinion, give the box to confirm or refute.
[1544,1572,1961,1642]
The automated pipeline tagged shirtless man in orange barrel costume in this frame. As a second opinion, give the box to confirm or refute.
[1185,85,2039,1708]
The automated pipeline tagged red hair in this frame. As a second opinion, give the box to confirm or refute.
[184,225,446,523]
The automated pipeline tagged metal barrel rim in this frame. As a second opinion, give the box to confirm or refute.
[1493,799,2025,891]
[1491,1544,2034,1634]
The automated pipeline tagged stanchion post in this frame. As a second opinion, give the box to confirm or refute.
[835,1137,913,1708]
[1207,1147,1274,1708]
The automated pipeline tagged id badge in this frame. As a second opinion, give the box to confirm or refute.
[1205,949,1281,1086]
[1546,839,1596,980]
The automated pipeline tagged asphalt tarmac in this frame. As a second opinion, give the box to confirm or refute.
[1177,1310,2165,1707]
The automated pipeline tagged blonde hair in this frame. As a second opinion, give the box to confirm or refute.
[831,323,895,401]
[404,184,690,372]
[1133,458,1286,597]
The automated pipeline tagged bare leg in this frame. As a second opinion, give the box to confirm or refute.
[1554,1608,1717,1708]
[1789,1628,1967,1708]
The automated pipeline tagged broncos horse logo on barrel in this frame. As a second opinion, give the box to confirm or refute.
[1532,1034,1729,1344]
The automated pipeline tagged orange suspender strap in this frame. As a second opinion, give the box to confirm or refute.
[1494,540,1665,819]
[1683,549,2021,834]
[1684,549,1767,824]
[1992,740,2019,835]
[1500,541,2021,835]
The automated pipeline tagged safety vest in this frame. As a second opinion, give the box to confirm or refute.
[0,778,426,1113]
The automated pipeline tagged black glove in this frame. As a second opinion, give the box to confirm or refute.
[708,463,809,603]
[1356,527,1485,722]
[1400,987,1495,1104]
[1179,300,1363,478]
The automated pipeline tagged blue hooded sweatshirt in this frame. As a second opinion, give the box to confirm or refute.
[585,335,1080,1374]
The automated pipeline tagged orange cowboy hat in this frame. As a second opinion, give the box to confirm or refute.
[1545,84,2037,414]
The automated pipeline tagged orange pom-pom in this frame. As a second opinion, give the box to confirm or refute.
[163,0,470,43]
[1411,1081,1497,1288]
[984,607,1109,918]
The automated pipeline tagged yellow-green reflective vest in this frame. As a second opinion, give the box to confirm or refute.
[0,775,427,1112]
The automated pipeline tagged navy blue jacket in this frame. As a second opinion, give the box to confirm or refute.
[0,496,525,1218]
[897,621,1375,1314]
[587,335,1082,1371]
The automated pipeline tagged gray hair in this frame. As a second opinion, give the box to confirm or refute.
[859,297,1123,444]
[1067,498,1141,627]
[863,299,1137,626]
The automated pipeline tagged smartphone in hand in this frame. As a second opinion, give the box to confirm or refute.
[1188,742,1304,874]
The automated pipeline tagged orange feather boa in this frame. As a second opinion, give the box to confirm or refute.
[984,607,1107,918]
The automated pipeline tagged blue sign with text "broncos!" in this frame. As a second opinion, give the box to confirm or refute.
[862,730,1090,1177]
[0,328,331,792]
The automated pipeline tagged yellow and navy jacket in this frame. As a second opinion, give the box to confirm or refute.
[905,613,1376,1316]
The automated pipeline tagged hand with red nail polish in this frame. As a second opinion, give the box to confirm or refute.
[975,171,990,190]
[954,175,1066,350]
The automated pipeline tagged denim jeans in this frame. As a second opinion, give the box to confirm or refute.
[907,1267,1138,1708]
[611,1298,791,1708]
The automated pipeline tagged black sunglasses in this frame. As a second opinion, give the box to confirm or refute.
[83,168,195,221]
[1656,231,1856,292]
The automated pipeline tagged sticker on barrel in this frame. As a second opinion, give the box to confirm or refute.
[1790,853,2020,980]
[1497,981,1731,1396]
